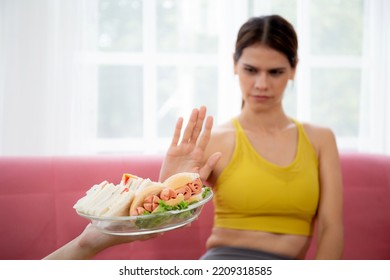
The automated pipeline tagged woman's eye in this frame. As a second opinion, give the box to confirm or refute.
[269,70,284,76]
[244,67,256,74]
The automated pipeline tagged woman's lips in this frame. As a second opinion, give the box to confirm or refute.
[251,95,270,101]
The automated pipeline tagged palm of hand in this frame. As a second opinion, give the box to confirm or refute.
[159,107,220,182]
[164,141,205,174]
[80,224,159,253]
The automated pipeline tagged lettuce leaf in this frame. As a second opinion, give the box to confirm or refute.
[155,200,189,213]
[202,186,211,199]
[134,186,211,229]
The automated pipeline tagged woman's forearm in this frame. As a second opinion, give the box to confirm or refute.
[315,227,344,260]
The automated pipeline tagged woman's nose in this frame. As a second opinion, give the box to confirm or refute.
[254,72,268,90]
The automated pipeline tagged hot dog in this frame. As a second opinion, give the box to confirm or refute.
[129,172,205,216]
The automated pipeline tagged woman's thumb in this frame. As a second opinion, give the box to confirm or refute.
[200,152,221,181]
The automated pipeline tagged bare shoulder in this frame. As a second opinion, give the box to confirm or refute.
[302,122,336,141]
[208,120,236,152]
[212,120,235,136]
[301,122,338,156]
[205,120,237,184]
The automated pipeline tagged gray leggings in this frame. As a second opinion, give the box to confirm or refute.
[200,246,293,260]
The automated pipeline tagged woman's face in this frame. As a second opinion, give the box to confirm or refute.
[234,44,296,112]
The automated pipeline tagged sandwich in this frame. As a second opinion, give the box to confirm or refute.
[73,173,141,217]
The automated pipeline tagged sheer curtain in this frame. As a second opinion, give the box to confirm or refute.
[359,0,390,154]
[1,0,390,156]
[0,0,84,155]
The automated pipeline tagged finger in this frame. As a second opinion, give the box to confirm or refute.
[199,152,222,181]
[181,108,199,144]
[189,106,207,144]
[197,115,213,151]
[171,117,183,146]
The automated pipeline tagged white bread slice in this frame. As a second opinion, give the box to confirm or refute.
[73,180,108,212]
[75,178,137,217]
[88,183,120,216]
[101,189,135,217]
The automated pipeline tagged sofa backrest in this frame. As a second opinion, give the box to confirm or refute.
[337,153,390,259]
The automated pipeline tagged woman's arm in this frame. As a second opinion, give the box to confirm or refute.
[314,128,344,259]
[43,224,160,260]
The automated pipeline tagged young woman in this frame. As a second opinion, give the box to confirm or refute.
[159,15,343,260]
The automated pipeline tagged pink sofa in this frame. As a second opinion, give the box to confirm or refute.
[0,153,389,260]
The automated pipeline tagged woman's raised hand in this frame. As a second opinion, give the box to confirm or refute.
[159,106,221,182]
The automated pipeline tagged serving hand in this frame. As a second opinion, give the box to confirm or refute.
[159,106,221,182]
[43,223,160,260]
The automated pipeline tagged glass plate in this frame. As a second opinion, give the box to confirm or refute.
[76,189,213,236]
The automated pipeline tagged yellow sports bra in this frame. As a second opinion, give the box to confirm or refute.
[213,118,319,236]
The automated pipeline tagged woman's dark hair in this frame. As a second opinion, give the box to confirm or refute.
[234,15,298,68]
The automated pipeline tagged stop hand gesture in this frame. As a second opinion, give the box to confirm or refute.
[159,106,221,182]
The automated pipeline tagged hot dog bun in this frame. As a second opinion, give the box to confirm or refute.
[163,172,203,201]
[163,172,201,190]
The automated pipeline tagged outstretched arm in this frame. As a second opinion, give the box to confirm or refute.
[159,106,221,182]
[43,224,160,260]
